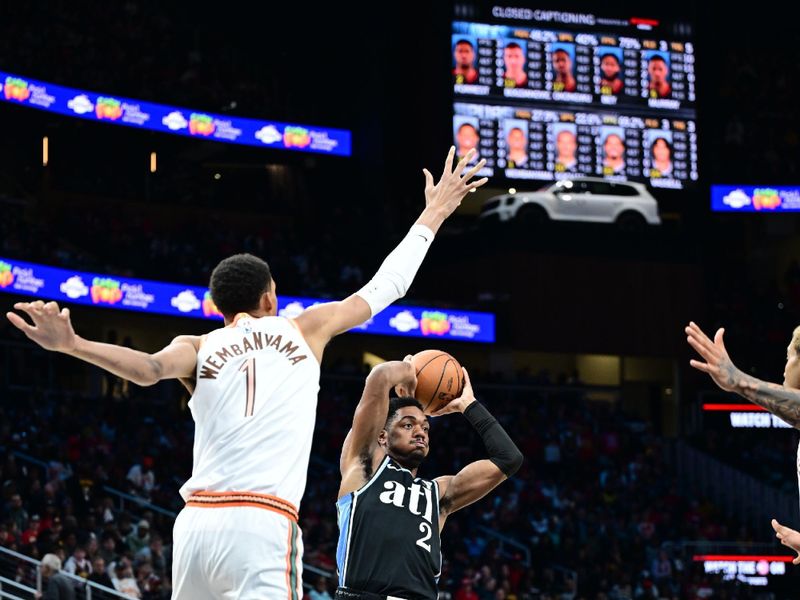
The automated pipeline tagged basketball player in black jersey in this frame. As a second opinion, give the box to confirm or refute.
[335,358,522,600]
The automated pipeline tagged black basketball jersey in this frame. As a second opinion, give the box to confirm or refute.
[336,455,442,600]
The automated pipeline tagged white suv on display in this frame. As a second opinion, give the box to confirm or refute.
[480,178,661,228]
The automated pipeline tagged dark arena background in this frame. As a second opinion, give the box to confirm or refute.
[3,1,800,598]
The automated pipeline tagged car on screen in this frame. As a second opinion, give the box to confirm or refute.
[479,177,661,229]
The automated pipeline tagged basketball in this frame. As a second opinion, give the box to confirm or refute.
[411,350,465,415]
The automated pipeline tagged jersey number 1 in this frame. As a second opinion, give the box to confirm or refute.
[239,358,256,417]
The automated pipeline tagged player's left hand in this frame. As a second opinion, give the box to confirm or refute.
[7,301,78,353]
[430,367,476,416]
[772,519,800,565]
[394,355,417,399]
[685,321,741,392]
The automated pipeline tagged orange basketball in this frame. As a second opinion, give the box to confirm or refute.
[411,350,464,415]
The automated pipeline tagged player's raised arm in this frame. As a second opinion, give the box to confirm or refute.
[295,147,487,359]
[433,369,522,527]
[686,321,800,427]
[339,359,416,496]
[7,300,198,386]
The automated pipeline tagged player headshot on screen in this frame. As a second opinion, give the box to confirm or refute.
[555,129,578,172]
[503,42,528,88]
[456,123,480,164]
[603,134,626,174]
[551,49,577,93]
[506,127,528,168]
[453,39,478,85]
[650,136,673,177]
[599,53,623,95]
[647,55,671,98]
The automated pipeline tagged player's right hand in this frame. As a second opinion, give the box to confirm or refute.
[772,519,800,565]
[422,147,488,217]
[6,301,78,353]
[685,321,740,392]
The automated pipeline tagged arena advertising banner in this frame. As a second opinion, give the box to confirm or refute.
[711,185,800,212]
[0,71,351,156]
[0,258,494,343]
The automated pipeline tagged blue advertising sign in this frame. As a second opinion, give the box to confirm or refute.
[711,185,800,212]
[0,72,351,156]
[0,257,494,343]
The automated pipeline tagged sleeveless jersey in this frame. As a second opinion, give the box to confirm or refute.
[179,314,320,508]
[336,456,442,600]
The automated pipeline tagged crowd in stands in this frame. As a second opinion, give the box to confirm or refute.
[0,336,790,598]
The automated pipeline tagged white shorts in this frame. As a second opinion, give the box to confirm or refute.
[172,492,303,600]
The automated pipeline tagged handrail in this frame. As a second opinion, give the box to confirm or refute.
[100,485,178,519]
[0,575,36,599]
[0,546,130,600]
[476,525,531,567]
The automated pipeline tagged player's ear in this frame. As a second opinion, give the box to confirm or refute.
[378,429,388,448]
[260,290,275,315]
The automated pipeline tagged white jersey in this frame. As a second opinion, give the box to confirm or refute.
[179,313,320,508]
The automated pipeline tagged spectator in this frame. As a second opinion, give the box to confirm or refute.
[126,520,150,556]
[63,546,92,578]
[38,553,75,600]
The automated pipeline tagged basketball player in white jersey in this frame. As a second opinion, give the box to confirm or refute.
[686,321,800,564]
[6,147,488,600]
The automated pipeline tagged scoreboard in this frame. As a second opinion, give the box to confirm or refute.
[452,6,699,188]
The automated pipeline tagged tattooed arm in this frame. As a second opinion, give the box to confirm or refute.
[685,321,800,427]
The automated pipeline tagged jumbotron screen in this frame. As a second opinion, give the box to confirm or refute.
[451,5,698,189]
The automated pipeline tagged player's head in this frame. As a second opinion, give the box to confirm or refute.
[600,53,620,80]
[784,326,800,387]
[556,129,577,160]
[456,123,479,154]
[380,396,429,469]
[648,55,669,84]
[210,253,277,322]
[454,39,475,67]
[507,127,526,153]
[503,42,525,75]
[604,134,625,160]
[552,49,572,75]
[651,137,672,162]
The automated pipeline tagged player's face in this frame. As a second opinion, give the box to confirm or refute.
[454,43,475,67]
[507,129,526,152]
[552,51,572,75]
[601,55,620,79]
[504,47,525,73]
[648,59,668,84]
[456,125,479,154]
[556,131,577,159]
[385,407,430,467]
[652,139,670,162]
[604,135,624,160]
[784,344,800,388]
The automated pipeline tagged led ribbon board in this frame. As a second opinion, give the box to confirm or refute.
[0,257,494,343]
[0,71,351,156]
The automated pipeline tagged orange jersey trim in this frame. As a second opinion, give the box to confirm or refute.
[185,491,298,522]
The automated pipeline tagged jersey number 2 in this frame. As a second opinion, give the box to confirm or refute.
[239,358,256,417]
[416,522,432,552]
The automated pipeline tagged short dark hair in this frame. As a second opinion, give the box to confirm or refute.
[209,254,272,318]
[649,54,667,64]
[600,53,620,64]
[386,396,424,427]
[505,42,523,51]
[458,122,478,134]
[455,39,474,49]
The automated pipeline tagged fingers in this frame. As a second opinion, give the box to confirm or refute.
[462,158,486,181]
[423,169,434,191]
[453,149,475,177]
[462,367,472,387]
[466,177,489,191]
[686,335,715,360]
[442,146,456,177]
[43,301,59,315]
[689,359,712,373]
[59,307,70,320]
[793,556,800,565]
[6,311,34,334]
[403,354,413,363]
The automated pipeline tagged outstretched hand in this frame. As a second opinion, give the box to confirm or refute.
[6,301,77,353]
[772,519,800,565]
[393,355,418,399]
[430,367,476,417]
[685,321,740,392]
[422,147,488,218]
